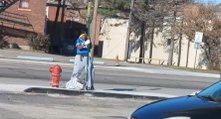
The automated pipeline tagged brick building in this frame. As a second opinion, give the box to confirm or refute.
[0,0,102,56]
[0,0,47,49]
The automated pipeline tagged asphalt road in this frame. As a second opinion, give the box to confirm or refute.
[0,92,153,119]
[0,59,219,90]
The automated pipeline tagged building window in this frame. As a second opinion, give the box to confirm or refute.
[19,0,30,9]
[0,1,5,8]
[167,39,171,46]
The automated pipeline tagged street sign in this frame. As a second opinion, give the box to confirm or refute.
[194,32,203,69]
[194,32,203,43]
[194,42,200,49]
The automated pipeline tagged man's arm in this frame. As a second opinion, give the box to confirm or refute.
[76,39,85,50]
[76,44,85,50]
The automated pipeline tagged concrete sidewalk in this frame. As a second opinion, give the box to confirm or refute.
[0,77,197,99]
[0,83,186,99]
[0,49,108,65]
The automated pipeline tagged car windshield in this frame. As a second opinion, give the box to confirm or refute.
[198,81,221,102]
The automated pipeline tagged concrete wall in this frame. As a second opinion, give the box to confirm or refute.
[154,31,206,69]
[100,18,207,69]
[99,18,128,60]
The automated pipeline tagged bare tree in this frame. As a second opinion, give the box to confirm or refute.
[161,0,191,66]
[182,5,221,70]
[66,0,88,23]
[131,0,165,63]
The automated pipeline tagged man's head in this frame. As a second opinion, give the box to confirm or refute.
[79,33,87,40]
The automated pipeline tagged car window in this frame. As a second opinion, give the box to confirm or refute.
[198,81,221,101]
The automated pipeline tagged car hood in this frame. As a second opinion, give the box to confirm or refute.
[131,96,221,119]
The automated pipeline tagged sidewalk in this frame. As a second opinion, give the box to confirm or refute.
[0,77,195,99]
[0,49,219,99]
[0,75,197,100]
[0,49,109,65]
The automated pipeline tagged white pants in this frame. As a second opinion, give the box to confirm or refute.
[66,55,87,90]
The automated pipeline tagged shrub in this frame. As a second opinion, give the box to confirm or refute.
[0,39,9,49]
[28,34,50,52]
[0,31,9,49]
[11,43,21,49]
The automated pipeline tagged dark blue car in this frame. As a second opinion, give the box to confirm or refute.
[130,80,221,119]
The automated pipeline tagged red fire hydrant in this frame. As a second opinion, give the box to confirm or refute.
[49,64,62,88]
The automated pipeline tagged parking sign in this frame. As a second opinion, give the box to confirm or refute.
[194,32,203,43]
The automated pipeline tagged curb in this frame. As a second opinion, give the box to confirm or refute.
[17,56,54,62]
[24,87,173,100]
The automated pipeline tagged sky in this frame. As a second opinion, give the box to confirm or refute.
[195,0,221,5]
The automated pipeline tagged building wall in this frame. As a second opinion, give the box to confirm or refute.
[5,0,47,34]
[155,31,206,69]
[146,31,169,65]
[47,6,66,23]
[100,18,207,69]
[127,32,141,62]
[46,5,67,42]
[66,8,86,25]
[2,0,47,49]
[99,18,128,60]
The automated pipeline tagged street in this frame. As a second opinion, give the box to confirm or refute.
[0,58,218,90]
[0,92,153,119]
[0,58,220,119]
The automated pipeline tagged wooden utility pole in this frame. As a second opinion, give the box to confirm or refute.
[124,0,135,61]
[87,0,91,36]
[91,0,99,60]
[51,0,61,53]
[220,38,221,80]
[60,0,66,54]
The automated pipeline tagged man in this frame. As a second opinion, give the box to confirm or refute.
[66,33,93,90]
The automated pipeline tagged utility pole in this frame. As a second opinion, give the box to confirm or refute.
[91,0,99,60]
[220,38,221,80]
[86,0,91,83]
[124,0,134,61]
[51,0,61,53]
[60,0,66,55]
[87,0,91,36]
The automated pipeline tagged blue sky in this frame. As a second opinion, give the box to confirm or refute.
[195,0,221,5]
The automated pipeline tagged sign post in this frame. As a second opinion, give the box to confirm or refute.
[194,32,203,69]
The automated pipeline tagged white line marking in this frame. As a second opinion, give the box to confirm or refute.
[17,56,54,62]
